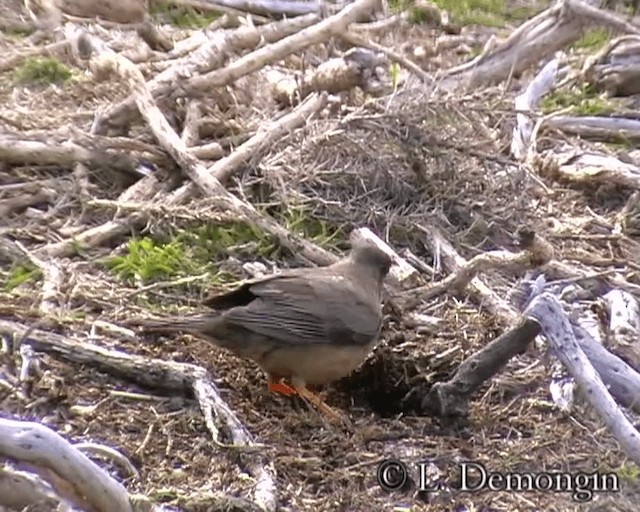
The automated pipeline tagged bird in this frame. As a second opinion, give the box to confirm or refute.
[135,238,392,423]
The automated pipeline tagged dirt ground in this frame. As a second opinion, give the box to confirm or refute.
[2,0,640,511]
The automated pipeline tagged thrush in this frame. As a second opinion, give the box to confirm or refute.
[136,239,392,423]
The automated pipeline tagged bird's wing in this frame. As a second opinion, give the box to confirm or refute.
[222,274,382,346]
[203,268,314,310]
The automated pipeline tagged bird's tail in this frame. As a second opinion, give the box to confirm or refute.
[130,314,221,336]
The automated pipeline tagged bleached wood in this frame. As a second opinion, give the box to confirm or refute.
[511,57,561,160]
[441,0,640,91]
[0,418,133,512]
[0,318,277,512]
[350,227,418,285]
[546,149,640,189]
[0,467,64,511]
[97,14,319,132]
[182,0,380,96]
[525,293,640,464]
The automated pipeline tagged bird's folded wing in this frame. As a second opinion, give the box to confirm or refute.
[222,275,381,346]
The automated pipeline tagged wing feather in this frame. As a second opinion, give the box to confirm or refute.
[222,275,381,346]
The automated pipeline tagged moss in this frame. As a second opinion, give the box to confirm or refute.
[14,57,72,85]
[541,84,615,116]
[4,264,42,291]
[617,463,640,484]
[150,2,220,28]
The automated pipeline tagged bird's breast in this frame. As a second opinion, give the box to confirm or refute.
[258,340,377,386]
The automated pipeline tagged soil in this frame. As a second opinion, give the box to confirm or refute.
[1,1,640,511]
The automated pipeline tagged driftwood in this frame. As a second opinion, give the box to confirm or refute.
[6,0,640,506]
[539,150,640,189]
[0,135,149,179]
[441,0,640,91]
[0,466,63,511]
[266,47,388,106]
[95,13,321,132]
[401,227,555,312]
[525,293,640,465]
[422,318,542,418]
[545,116,640,143]
[510,57,562,160]
[603,289,640,371]
[0,418,135,512]
[59,0,148,23]
[181,0,379,99]
[584,35,640,96]
[176,0,326,17]
[0,318,277,512]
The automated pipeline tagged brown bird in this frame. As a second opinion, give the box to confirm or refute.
[137,239,392,422]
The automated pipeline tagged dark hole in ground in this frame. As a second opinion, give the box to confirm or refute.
[336,344,425,418]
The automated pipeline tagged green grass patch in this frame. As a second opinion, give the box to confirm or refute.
[106,211,341,287]
[541,84,615,116]
[105,223,276,285]
[4,264,42,291]
[151,1,220,28]
[390,0,542,26]
[277,206,342,251]
[572,27,611,51]
[14,57,72,86]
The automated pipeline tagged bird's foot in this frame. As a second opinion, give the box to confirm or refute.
[267,376,298,396]
[295,386,351,428]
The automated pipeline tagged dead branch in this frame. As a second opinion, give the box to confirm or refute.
[0,318,277,512]
[206,94,325,184]
[603,289,640,371]
[525,293,640,465]
[14,241,64,315]
[548,259,640,296]
[182,0,381,96]
[401,227,554,314]
[266,47,388,105]
[74,442,140,480]
[0,187,55,217]
[511,57,561,160]
[544,116,640,143]
[174,0,326,17]
[421,318,542,418]
[0,135,147,179]
[539,149,640,189]
[96,13,320,132]
[0,417,134,512]
[441,0,640,91]
[0,466,62,511]
[88,47,336,270]
[34,173,166,258]
[572,321,640,415]
[584,35,640,96]
[0,40,71,73]
[59,0,148,23]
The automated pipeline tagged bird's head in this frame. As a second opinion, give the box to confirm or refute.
[349,241,393,283]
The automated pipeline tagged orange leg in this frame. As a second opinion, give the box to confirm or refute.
[294,385,348,426]
[267,375,350,426]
